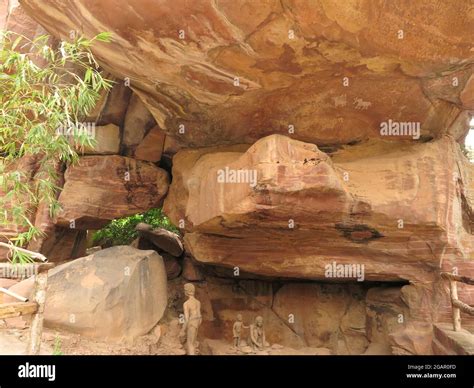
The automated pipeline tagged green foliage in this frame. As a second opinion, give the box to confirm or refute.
[93,208,179,247]
[52,335,63,355]
[0,31,112,263]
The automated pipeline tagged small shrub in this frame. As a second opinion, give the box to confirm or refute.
[93,208,179,247]
[53,335,63,355]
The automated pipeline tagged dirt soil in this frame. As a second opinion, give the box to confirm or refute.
[0,318,332,355]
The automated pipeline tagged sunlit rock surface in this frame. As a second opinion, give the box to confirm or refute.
[20,0,474,147]
[57,155,169,229]
[3,0,473,354]
[164,134,473,282]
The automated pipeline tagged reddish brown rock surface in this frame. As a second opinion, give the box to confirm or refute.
[123,94,156,150]
[182,256,205,282]
[0,156,42,246]
[164,134,473,282]
[94,81,132,127]
[57,155,169,229]
[2,0,45,38]
[134,126,166,163]
[2,0,473,355]
[19,0,473,147]
[273,283,368,354]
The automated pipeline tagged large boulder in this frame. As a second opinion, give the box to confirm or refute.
[164,134,473,282]
[44,246,167,340]
[56,155,169,229]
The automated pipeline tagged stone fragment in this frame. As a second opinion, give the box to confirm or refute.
[135,126,166,162]
[135,223,183,257]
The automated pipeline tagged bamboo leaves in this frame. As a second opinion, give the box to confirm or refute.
[0,31,112,263]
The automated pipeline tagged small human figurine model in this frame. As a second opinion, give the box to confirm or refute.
[249,315,266,351]
[232,313,249,348]
[179,283,202,355]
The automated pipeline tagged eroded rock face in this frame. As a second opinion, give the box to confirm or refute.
[182,256,205,282]
[0,155,42,248]
[134,126,166,163]
[164,134,473,282]
[2,0,46,38]
[57,155,169,229]
[161,253,182,280]
[123,94,156,150]
[95,80,132,127]
[273,283,368,354]
[44,246,168,340]
[19,0,473,147]
[34,228,87,262]
[0,155,90,261]
[6,0,474,356]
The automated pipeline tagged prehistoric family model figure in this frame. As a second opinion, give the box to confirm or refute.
[232,313,249,347]
[233,314,267,351]
[179,283,202,355]
[179,284,268,355]
[249,316,266,350]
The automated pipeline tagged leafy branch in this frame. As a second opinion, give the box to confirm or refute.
[0,31,113,263]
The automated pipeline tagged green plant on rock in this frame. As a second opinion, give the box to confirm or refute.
[93,208,179,247]
[52,334,63,355]
[0,31,113,263]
